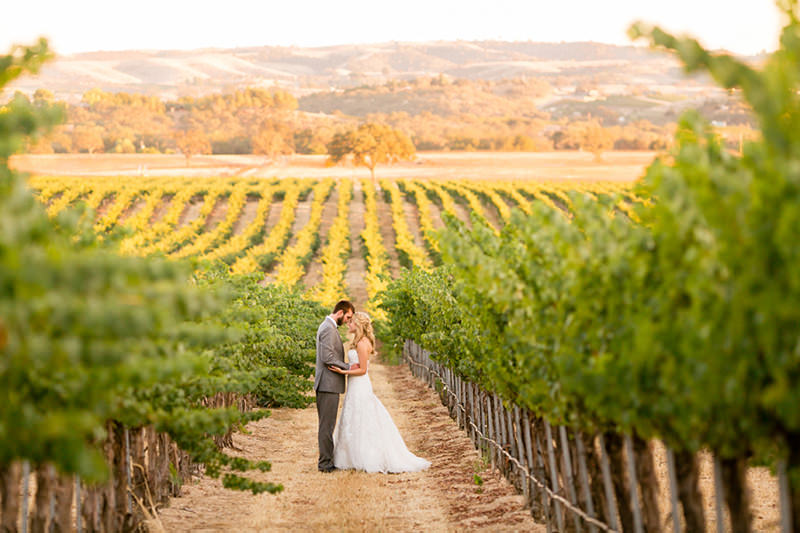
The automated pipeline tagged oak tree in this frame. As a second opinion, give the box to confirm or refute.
[252,122,293,161]
[174,128,211,166]
[326,123,415,185]
[71,124,105,154]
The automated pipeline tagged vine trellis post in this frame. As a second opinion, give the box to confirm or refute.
[0,423,198,532]
[402,339,794,533]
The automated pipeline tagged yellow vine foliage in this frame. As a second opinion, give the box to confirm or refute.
[381,179,431,270]
[306,179,352,307]
[273,179,335,287]
[231,181,304,275]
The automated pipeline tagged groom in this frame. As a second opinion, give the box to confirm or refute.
[314,299,355,473]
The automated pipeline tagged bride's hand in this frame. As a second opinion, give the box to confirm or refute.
[328,366,344,374]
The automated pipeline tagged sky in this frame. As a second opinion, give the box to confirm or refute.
[1,0,784,56]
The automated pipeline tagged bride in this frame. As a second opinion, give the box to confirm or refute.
[328,312,431,473]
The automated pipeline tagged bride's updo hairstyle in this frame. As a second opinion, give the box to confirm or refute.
[348,311,376,355]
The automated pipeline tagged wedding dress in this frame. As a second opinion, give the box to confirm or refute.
[333,349,431,473]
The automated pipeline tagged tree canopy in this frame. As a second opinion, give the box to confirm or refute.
[326,122,415,182]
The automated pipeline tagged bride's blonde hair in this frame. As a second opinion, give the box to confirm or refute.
[348,312,376,355]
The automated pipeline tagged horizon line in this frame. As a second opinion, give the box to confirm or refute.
[41,37,768,59]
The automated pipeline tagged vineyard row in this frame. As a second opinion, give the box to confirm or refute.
[29,176,635,308]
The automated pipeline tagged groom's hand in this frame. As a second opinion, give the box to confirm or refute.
[350,364,360,370]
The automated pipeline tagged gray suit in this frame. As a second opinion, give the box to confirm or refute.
[314,316,350,471]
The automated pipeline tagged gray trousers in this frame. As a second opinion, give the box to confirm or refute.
[316,391,340,470]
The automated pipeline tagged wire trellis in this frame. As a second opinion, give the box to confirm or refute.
[403,339,795,533]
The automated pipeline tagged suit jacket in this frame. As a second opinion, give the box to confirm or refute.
[314,317,350,393]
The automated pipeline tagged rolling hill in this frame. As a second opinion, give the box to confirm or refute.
[8,40,718,102]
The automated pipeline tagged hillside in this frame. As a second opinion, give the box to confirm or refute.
[297,77,552,117]
[7,40,715,102]
[8,40,756,155]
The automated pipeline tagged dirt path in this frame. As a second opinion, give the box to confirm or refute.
[448,195,473,229]
[499,192,518,211]
[150,194,173,224]
[94,193,116,220]
[119,197,146,224]
[427,200,446,231]
[262,196,285,237]
[154,358,542,533]
[283,192,313,250]
[263,191,313,282]
[345,179,369,309]
[428,184,472,230]
[478,197,503,233]
[177,195,205,228]
[401,190,427,252]
[301,184,341,291]
[374,188,402,279]
[203,196,230,232]
[232,196,260,236]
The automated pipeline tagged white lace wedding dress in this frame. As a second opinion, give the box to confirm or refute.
[333,349,431,473]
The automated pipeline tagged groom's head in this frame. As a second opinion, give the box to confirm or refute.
[331,300,355,326]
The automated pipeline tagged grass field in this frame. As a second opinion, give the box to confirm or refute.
[11,151,657,181]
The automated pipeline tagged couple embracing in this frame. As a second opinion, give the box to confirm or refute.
[314,300,431,474]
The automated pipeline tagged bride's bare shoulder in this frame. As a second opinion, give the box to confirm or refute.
[356,337,373,351]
